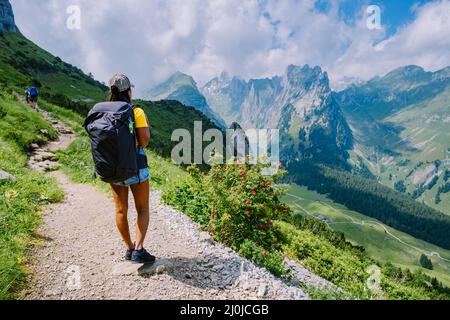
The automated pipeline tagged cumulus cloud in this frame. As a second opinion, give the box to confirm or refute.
[9,0,450,96]
[329,0,450,88]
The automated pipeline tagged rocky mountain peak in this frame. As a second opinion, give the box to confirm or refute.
[170,71,196,86]
[0,0,16,32]
[285,64,330,91]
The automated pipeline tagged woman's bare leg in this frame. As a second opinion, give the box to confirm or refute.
[110,184,134,250]
[130,180,150,250]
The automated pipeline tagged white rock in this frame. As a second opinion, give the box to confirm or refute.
[0,170,15,181]
[111,262,142,276]
[257,283,268,298]
[112,260,174,277]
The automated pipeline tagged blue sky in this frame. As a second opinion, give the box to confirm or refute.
[10,0,450,96]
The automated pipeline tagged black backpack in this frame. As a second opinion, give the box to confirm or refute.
[84,102,138,183]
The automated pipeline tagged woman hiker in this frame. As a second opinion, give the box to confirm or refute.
[85,74,155,264]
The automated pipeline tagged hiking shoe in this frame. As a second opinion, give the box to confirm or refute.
[131,248,156,264]
[125,248,134,261]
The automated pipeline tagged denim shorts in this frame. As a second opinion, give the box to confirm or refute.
[113,148,150,187]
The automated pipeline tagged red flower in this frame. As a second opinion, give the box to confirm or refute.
[213,175,219,180]
[245,200,251,206]
[260,182,265,187]
[251,190,257,196]
[256,242,260,247]
[245,210,252,215]
[239,170,245,175]
[262,249,268,255]
[284,209,289,214]
[259,224,265,230]
[267,220,273,227]
[267,182,271,186]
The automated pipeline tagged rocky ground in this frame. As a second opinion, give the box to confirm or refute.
[19,106,333,300]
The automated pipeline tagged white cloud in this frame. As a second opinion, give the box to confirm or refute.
[330,0,450,89]
[9,0,450,96]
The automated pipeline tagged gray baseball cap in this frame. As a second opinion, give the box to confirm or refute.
[108,74,134,92]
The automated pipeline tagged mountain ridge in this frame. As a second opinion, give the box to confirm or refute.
[335,64,450,214]
[147,71,226,129]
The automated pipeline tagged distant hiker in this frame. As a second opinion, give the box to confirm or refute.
[84,74,155,264]
[26,86,39,109]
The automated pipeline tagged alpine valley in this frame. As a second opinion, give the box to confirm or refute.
[148,65,450,214]
[148,64,450,281]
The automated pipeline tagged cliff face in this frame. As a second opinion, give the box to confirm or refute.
[0,0,16,32]
[202,65,353,169]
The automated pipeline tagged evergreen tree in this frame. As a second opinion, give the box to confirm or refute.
[419,254,433,270]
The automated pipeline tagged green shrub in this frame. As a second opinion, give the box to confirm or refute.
[277,221,373,298]
[164,162,289,253]
[162,172,211,226]
[238,240,286,276]
[163,161,290,277]
[419,254,433,270]
[206,162,289,252]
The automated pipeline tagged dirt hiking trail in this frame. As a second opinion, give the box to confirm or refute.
[19,105,332,300]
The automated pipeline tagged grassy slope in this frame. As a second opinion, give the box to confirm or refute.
[0,93,63,299]
[379,88,450,214]
[340,73,450,215]
[283,184,450,287]
[0,31,107,101]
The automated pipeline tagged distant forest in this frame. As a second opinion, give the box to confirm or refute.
[285,162,450,250]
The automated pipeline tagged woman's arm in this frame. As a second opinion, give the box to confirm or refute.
[136,127,150,148]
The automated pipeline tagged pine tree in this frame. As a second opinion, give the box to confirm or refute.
[419,254,433,270]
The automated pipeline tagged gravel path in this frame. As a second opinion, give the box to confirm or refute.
[21,174,308,300]
[19,107,332,300]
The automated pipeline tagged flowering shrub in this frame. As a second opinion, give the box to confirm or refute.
[163,161,289,259]
[207,162,289,253]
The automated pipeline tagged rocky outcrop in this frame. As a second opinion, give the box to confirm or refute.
[202,65,353,168]
[0,169,15,180]
[0,0,16,32]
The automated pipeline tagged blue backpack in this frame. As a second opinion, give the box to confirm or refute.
[84,102,141,183]
[28,87,39,97]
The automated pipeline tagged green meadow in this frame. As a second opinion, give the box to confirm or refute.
[283,183,450,287]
